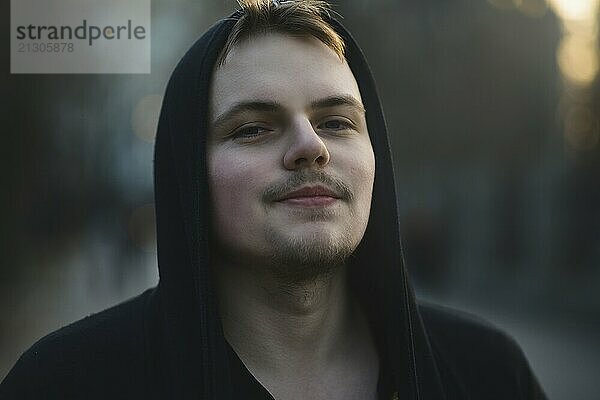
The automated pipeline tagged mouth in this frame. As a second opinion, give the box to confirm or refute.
[275,185,341,207]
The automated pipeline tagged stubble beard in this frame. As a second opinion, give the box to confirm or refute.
[257,169,360,284]
[210,166,372,288]
[260,216,365,290]
[212,223,357,287]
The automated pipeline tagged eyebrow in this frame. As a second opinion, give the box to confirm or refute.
[211,95,366,131]
[310,95,366,114]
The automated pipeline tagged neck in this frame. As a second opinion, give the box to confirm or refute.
[214,260,355,371]
[213,258,380,400]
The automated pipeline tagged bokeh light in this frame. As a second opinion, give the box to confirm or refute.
[557,34,599,85]
[546,0,600,152]
[548,0,599,86]
[547,0,599,21]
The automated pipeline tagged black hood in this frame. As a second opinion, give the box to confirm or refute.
[152,9,446,400]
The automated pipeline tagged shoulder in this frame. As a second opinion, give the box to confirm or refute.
[0,288,156,400]
[418,302,547,400]
[419,301,518,355]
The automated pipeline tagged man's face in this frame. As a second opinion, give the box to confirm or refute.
[207,33,375,281]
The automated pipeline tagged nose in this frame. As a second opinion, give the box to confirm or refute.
[283,118,330,170]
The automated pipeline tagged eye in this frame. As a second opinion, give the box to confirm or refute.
[231,124,271,140]
[317,118,354,132]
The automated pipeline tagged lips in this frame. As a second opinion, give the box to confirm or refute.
[276,185,341,207]
[278,185,340,200]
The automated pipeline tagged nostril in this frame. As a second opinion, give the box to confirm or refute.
[316,155,327,165]
[294,154,328,167]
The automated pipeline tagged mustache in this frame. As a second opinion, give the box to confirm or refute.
[262,170,354,202]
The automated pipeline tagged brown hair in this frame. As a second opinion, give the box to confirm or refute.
[217,0,346,66]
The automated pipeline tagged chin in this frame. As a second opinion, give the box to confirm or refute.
[268,228,358,273]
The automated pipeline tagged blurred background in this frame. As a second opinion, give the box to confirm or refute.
[1,0,599,398]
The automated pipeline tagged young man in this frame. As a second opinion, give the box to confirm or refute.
[1,1,547,399]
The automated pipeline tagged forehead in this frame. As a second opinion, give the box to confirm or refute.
[209,33,362,119]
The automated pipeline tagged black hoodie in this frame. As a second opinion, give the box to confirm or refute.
[1,9,547,400]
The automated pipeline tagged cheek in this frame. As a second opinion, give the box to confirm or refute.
[208,151,261,243]
[345,141,376,198]
[342,141,375,233]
